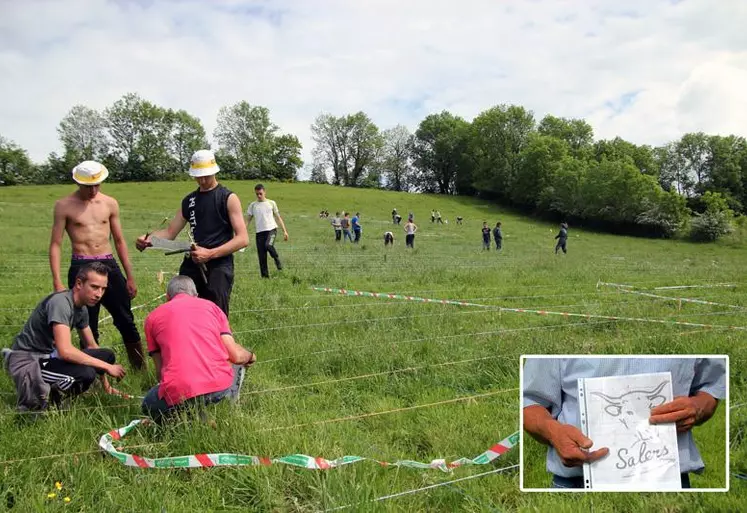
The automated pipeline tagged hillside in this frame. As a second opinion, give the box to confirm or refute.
[0,181,744,511]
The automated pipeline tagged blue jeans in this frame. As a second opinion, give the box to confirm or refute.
[142,365,244,422]
[551,473,691,489]
[343,230,353,242]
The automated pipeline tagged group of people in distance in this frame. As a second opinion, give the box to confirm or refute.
[329,211,363,243]
[3,149,284,421]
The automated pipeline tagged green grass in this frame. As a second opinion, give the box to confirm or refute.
[0,180,745,511]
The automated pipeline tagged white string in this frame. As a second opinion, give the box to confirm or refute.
[325,464,519,511]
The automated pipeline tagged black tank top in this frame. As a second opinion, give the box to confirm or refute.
[181,184,234,265]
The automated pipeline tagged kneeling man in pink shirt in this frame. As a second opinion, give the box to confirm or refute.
[142,276,255,421]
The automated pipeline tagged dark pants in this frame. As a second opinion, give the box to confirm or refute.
[343,229,353,242]
[483,237,490,250]
[353,229,361,243]
[256,229,281,278]
[179,258,234,315]
[406,234,415,248]
[142,365,244,423]
[551,473,691,489]
[39,348,115,397]
[555,239,567,254]
[67,258,140,346]
[335,229,342,241]
[495,238,502,250]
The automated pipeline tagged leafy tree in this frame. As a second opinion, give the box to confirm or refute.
[470,105,535,200]
[511,134,568,208]
[380,125,413,192]
[0,136,34,186]
[594,137,657,176]
[214,102,302,180]
[310,112,382,187]
[537,115,593,159]
[411,111,470,194]
[105,93,173,181]
[676,132,710,193]
[57,105,109,162]
[166,109,208,175]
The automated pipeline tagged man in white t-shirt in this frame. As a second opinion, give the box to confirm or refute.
[246,184,289,278]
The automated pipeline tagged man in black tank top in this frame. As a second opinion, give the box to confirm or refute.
[136,150,248,315]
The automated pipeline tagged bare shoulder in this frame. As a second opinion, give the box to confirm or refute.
[54,194,76,215]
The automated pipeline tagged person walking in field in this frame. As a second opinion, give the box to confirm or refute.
[554,222,568,254]
[341,212,353,242]
[331,212,342,242]
[493,222,503,251]
[431,210,436,223]
[352,212,362,243]
[142,276,255,423]
[482,222,491,250]
[246,183,289,279]
[50,160,145,369]
[4,263,126,411]
[435,210,443,224]
[404,218,418,249]
[136,150,249,315]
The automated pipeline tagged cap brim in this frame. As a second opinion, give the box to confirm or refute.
[189,166,220,177]
[73,168,109,185]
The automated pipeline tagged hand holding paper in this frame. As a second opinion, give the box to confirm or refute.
[650,392,718,433]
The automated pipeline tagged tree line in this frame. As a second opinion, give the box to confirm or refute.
[0,93,302,187]
[1,94,744,240]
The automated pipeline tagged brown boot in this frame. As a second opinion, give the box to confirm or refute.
[124,340,146,371]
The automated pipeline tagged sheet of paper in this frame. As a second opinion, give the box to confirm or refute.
[579,372,681,491]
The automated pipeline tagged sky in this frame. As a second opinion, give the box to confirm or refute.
[1,0,746,172]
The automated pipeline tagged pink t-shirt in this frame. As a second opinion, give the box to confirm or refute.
[145,294,235,406]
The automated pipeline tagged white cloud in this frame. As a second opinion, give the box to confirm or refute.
[0,0,745,166]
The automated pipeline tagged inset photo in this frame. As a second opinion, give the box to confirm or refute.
[520,356,728,492]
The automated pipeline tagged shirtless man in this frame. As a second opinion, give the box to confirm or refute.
[49,161,144,370]
[135,149,248,315]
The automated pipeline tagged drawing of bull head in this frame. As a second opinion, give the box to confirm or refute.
[591,381,668,430]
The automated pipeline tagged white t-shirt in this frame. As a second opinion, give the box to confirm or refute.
[247,199,279,233]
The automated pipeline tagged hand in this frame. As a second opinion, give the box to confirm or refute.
[136,234,152,252]
[244,352,257,367]
[190,245,213,264]
[53,281,66,293]
[106,364,127,379]
[283,231,289,242]
[649,396,700,432]
[126,277,138,299]
[548,423,609,467]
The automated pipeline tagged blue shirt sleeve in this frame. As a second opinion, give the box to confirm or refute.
[523,358,562,418]
[690,358,726,400]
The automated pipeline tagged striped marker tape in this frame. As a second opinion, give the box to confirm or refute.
[312,287,747,331]
[99,419,518,472]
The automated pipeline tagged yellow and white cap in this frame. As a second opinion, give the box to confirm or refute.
[189,149,220,177]
[72,161,109,185]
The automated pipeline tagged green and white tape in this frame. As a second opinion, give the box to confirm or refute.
[312,287,747,331]
[99,419,518,472]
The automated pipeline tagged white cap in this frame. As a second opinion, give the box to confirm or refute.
[189,149,220,177]
[72,161,109,185]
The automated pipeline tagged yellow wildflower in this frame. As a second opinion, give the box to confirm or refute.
[55,482,63,490]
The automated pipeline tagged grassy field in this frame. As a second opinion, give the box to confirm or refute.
[0,180,745,512]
